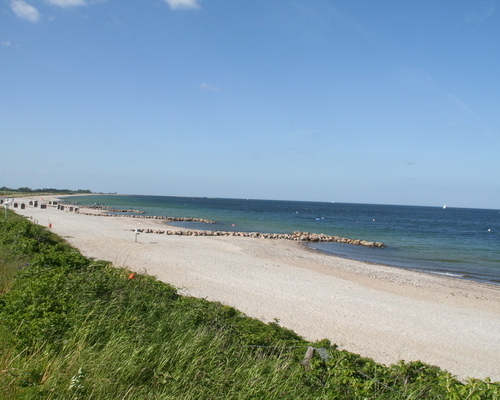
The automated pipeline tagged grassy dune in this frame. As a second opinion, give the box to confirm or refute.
[1,211,499,399]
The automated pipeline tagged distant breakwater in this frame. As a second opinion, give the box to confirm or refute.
[73,205,216,224]
[78,211,216,224]
[67,204,384,247]
[77,204,146,214]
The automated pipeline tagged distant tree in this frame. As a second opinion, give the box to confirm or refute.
[0,186,92,194]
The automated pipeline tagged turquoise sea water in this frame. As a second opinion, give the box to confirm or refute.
[68,195,500,285]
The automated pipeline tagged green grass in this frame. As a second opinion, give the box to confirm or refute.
[1,210,499,399]
[0,212,39,294]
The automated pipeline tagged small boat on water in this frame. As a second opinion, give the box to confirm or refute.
[443,204,447,209]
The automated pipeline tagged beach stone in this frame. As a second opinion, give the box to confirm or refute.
[135,227,384,247]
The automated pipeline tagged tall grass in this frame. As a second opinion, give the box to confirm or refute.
[1,211,499,399]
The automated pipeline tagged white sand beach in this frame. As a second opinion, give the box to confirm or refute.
[9,196,500,381]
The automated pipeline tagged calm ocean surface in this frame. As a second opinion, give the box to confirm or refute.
[68,195,500,285]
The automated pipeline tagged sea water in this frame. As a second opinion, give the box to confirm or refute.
[68,195,500,285]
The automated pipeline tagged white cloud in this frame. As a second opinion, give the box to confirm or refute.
[2,40,19,47]
[10,0,41,22]
[44,0,87,7]
[200,83,220,91]
[164,0,200,10]
[289,147,313,156]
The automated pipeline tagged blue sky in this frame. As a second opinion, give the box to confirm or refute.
[2,0,499,208]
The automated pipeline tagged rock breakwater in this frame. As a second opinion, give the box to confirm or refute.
[56,203,383,247]
[76,205,146,214]
[73,205,216,224]
[134,228,384,248]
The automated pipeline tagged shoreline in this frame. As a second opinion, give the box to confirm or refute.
[55,193,500,287]
[7,195,500,381]
[304,242,500,288]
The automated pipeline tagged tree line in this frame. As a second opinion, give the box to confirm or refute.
[0,186,92,194]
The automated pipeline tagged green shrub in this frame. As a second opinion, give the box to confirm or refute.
[1,214,499,399]
[0,216,60,255]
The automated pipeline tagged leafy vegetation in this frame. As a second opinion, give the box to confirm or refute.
[1,210,499,399]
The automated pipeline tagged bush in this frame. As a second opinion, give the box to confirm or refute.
[1,214,499,399]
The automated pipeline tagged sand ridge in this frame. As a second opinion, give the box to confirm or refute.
[9,196,500,381]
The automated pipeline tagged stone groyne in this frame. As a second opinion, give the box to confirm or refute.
[56,203,384,247]
[76,205,146,214]
[134,228,385,248]
[72,205,216,224]
[78,211,216,224]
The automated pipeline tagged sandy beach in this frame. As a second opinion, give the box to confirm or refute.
[8,196,500,381]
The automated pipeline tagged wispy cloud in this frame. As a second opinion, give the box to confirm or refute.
[393,66,436,90]
[200,83,220,91]
[446,94,477,118]
[325,4,388,51]
[465,1,495,23]
[2,40,20,47]
[44,0,87,7]
[164,0,200,10]
[10,0,41,22]
[289,147,313,156]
